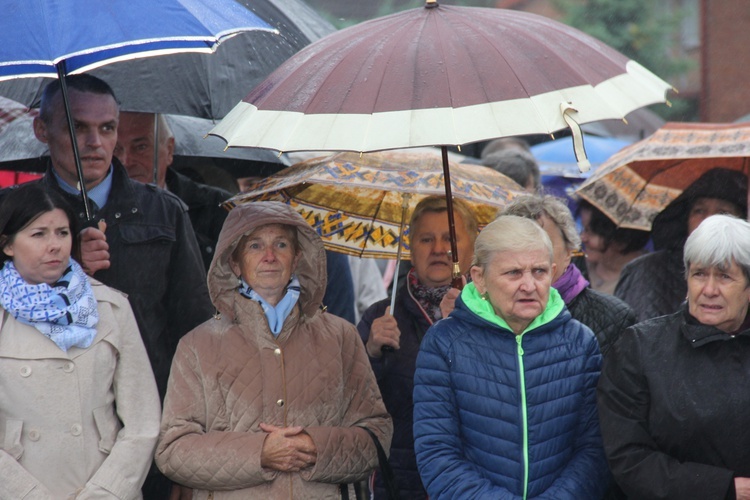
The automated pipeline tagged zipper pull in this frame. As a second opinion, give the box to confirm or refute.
[516,335,524,355]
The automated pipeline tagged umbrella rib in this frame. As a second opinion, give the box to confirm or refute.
[355,18,420,152]
[360,191,391,258]
[464,10,629,132]
[281,20,408,152]
[430,10,461,143]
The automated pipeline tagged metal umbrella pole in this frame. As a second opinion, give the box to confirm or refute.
[383,191,412,357]
[56,62,93,221]
[389,192,413,312]
[152,114,160,184]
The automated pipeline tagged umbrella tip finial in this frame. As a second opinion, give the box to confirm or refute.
[425,0,439,8]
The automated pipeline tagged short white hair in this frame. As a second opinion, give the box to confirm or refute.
[683,214,750,283]
[472,215,553,269]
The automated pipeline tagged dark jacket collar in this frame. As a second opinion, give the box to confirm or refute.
[680,304,750,347]
[42,158,142,217]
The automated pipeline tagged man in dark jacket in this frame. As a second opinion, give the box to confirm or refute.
[116,111,232,270]
[24,74,214,499]
[615,168,747,322]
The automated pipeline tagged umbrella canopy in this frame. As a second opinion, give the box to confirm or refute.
[0,0,334,119]
[531,134,632,213]
[0,0,273,79]
[0,103,289,174]
[575,122,750,231]
[211,3,672,153]
[0,95,27,134]
[0,0,273,219]
[224,150,525,259]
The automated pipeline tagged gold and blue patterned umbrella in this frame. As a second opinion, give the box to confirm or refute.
[224,150,524,259]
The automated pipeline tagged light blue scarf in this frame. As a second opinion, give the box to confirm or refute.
[238,275,301,336]
[0,260,99,352]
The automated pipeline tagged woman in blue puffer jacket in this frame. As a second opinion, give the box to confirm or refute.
[413,215,609,499]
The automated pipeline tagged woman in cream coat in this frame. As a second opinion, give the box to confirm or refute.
[0,184,160,499]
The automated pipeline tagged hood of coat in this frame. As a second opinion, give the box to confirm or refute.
[208,201,327,321]
[652,168,747,251]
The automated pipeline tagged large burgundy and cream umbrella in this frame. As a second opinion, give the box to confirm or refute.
[211,0,673,284]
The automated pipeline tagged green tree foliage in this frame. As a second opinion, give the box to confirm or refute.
[555,0,692,78]
[554,0,696,120]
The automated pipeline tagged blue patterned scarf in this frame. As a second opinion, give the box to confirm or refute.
[238,275,301,336]
[0,260,99,352]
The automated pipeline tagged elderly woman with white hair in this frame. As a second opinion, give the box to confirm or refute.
[598,214,750,499]
[413,215,609,499]
[502,194,637,356]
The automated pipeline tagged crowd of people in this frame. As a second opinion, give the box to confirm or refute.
[1,73,749,500]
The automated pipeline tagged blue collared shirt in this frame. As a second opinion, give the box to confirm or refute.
[53,165,114,210]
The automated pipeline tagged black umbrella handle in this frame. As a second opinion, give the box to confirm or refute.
[441,146,463,290]
[56,62,93,221]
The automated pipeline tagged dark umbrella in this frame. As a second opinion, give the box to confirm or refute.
[0,103,290,178]
[0,0,273,220]
[211,0,673,287]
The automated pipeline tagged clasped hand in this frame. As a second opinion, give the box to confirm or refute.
[259,423,317,473]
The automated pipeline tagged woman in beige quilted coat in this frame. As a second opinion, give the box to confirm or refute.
[155,201,392,499]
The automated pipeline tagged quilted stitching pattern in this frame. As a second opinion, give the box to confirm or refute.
[614,249,686,323]
[413,302,609,499]
[568,287,637,356]
[155,201,392,499]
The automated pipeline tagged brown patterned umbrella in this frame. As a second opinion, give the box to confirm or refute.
[224,150,525,259]
[576,122,750,231]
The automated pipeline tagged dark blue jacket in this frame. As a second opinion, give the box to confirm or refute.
[324,250,356,324]
[358,282,431,500]
[413,286,608,499]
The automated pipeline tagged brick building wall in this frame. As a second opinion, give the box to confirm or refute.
[701,0,750,122]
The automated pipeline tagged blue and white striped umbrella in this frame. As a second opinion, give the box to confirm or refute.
[0,0,274,80]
